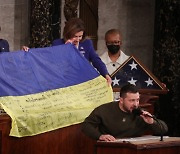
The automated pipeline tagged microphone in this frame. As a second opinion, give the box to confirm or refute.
[132,108,155,119]
[132,107,164,141]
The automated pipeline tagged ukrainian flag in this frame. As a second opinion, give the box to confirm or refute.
[0,44,113,137]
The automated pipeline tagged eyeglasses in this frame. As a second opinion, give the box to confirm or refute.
[106,41,121,45]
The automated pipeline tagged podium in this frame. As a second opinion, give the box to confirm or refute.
[96,136,180,154]
[1,114,180,154]
[0,114,96,154]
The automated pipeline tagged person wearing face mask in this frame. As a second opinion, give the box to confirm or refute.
[100,29,129,75]
[100,29,129,100]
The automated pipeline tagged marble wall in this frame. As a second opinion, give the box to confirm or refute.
[98,0,155,70]
[0,0,30,51]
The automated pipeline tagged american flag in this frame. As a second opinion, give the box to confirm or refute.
[111,56,167,93]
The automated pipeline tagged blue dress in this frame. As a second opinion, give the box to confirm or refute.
[52,38,109,77]
[0,39,9,52]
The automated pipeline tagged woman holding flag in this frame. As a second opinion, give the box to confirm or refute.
[23,18,111,85]
[52,18,111,85]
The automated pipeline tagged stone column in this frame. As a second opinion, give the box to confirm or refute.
[0,0,30,51]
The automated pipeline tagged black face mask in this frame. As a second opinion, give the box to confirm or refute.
[106,45,120,54]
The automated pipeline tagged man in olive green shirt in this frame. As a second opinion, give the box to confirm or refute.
[82,84,168,141]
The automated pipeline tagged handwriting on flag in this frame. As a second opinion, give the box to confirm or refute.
[0,76,113,137]
[0,44,113,137]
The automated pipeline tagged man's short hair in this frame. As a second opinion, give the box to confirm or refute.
[120,84,139,98]
[105,29,121,40]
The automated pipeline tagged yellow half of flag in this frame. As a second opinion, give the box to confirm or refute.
[0,76,113,137]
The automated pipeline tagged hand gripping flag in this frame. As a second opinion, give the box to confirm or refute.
[111,56,167,94]
[0,44,113,137]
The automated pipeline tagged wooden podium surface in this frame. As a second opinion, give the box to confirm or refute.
[1,113,180,154]
[96,137,180,154]
[0,114,96,154]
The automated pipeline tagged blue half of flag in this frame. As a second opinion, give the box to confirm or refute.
[0,44,99,96]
